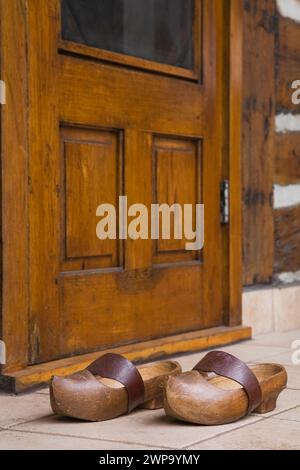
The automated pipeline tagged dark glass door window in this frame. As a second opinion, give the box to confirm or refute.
[61,0,195,70]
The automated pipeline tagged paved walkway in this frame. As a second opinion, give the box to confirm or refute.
[0,329,300,450]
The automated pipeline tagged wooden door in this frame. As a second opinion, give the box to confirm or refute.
[27,0,225,364]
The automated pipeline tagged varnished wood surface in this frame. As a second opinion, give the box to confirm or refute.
[27,0,61,363]
[61,127,121,270]
[0,1,244,376]
[164,362,287,425]
[0,0,29,372]
[50,360,182,421]
[229,0,243,325]
[28,0,225,362]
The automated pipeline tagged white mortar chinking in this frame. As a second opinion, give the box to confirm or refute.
[0,340,6,365]
[274,184,300,208]
[275,114,300,133]
[276,270,300,284]
[0,80,6,105]
[276,0,300,23]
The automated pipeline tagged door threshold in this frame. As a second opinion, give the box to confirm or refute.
[0,325,251,393]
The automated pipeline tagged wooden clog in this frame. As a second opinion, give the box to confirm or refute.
[163,351,287,425]
[50,353,181,421]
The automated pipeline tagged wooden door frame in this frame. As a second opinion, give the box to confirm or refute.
[0,0,249,392]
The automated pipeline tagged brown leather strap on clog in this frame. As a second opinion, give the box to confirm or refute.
[87,353,145,413]
[193,351,262,414]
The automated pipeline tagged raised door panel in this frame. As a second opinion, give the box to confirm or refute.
[60,264,203,355]
[153,136,202,264]
[61,127,122,270]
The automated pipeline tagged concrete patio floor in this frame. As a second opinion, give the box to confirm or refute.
[0,329,300,450]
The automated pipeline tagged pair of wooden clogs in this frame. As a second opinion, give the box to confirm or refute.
[50,351,287,425]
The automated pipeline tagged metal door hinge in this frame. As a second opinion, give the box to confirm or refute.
[220,180,229,224]
[0,80,6,105]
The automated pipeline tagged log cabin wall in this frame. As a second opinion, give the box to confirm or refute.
[274,0,300,280]
[242,0,276,286]
[243,0,300,284]
[242,0,300,333]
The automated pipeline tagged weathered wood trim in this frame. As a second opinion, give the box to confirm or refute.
[274,204,300,273]
[242,0,276,285]
[228,0,243,324]
[0,0,29,372]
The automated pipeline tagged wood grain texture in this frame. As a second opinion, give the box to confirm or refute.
[274,204,300,273]
[276,16,300,113]
[275,133,300,184]
[0,0,29,372]
[229,0,243,324]
[50,360,182,421]
[59,56,205,136]
[0,0,244,375]
[0,326,251,393]
[164,362,287,424]
[153,136,201,264]
[60,265,206,356]
[124,129,152,272]
[61,127,121,270]
[242,0,275,285]
[27,0,226,362]
[27,0,61,363]
[201,0,224,330]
